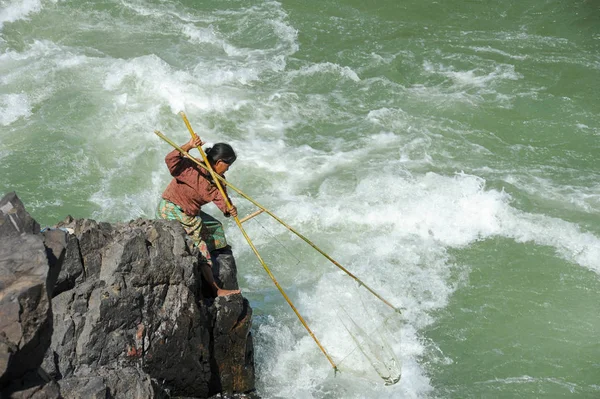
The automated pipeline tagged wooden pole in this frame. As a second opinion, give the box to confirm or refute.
[239,209,264,224]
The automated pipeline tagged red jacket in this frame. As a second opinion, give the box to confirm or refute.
[161,149,230,216]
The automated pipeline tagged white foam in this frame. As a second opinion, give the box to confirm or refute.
[469,46,528,61]
[0,39,52,63]
[180,1,297,62]
[0,40,91,91]
[181,24,221,45]
[267,17,300,54]
[104,55,208,114]
[291,62,361,82]
[0,93,32,126]
[118,0,162,18]
[503,174,600,214]
[423,61,521,87]
[320,168,600,274]
[504,211,600,274]
[0,0,42,29]
[102,49,282,115]
[27,197,64,211]
[476,375,590,394]
[89,165,167,222]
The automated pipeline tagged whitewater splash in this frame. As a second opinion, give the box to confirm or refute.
[0,0,43,29]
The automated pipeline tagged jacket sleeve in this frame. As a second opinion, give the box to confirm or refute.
[210,183,232,215]
[165,149,189,177]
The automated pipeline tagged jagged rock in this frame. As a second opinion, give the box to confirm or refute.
[0,192,40,237]
[45,217,255,397]
[43,218,212,397]
[210,296,254,394]
[1,192,256,398]
[0,234,56,389]
[51,231,84,297]
[211,248,239,291]
[66,218,114,281]
[1,368,60,399]
[4,378,61,399]
[57,366,167,399]
[41,229,67,294]
[0,193,65,393]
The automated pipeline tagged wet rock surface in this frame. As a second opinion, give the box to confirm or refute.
[0,192,255,398]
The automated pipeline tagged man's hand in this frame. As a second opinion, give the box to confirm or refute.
[181,136,204,152]
[226,205,237,218]
[189,135,204,148]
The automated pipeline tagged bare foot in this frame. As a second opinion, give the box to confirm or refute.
[216,288,241,296]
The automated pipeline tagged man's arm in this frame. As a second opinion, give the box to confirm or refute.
[165,136,205,176]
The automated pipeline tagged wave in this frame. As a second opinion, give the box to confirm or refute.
[0,0,43,29]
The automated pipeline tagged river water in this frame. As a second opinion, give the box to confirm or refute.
[1,0,599,397]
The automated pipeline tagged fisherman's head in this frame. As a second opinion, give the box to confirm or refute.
[206,143,236,175]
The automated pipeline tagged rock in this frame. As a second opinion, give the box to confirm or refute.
[209,295,255,395]
[0,193,66,393]
[57,366,167,399]
[44,218,213,396]
[45,218,255,397]
[1,369,61,399]
[1,192,256,398]
[68,218,114,281]
[5,381,61,399]
[211,247,239,291]
[41,229,67,296]
[0,192,40,237]
[51,232,84,297]
[0,234,54,389]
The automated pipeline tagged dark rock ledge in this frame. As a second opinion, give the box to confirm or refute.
[0,192,256,399]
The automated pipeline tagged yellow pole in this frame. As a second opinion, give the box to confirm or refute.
[155,130,401,314]
[239,209,264,224]
[175,113,338,371]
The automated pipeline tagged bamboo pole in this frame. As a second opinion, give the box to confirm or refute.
[239,209,264,224]
[155,130,401,314]
[175,113,338,371]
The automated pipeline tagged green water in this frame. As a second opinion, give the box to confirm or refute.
[429,239,600,397]
[1,0,599,397]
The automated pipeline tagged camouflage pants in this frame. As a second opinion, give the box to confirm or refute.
[157,198,228,266]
